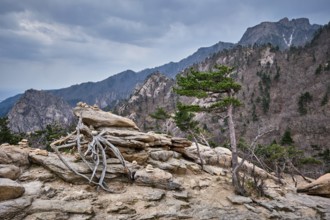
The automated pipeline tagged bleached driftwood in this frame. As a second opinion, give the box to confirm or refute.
[51,116,132,193]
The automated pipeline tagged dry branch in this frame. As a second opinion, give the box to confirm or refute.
[51,115,132,193]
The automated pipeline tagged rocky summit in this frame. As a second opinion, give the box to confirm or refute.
[238,17,321,50]
[1,105,329,220]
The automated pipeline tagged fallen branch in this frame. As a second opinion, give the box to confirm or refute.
[51,115,132,193]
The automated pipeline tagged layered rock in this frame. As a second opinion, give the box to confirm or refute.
[74,102,139,130]
[1,105,330,219]
[297,173,330,198]
[0,178,25,202]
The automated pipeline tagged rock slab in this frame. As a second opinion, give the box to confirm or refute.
[0,197,32,220]
[134,168,183,190]
[0,164,20,180]
[29,199,94,214]
[297,173,330,197]
[0,178,25,202]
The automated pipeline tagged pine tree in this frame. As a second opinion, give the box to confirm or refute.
[0,117,21,144]
[174,65,243,194]
[280,129,294,146]
[149,107,171,134]
[174,102,204,168]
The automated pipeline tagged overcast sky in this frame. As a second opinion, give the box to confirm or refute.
[0,0,329,101]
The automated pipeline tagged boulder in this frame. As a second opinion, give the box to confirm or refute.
[74,104,139,130]
[0,197,32,220]
[173,143,232,168]
[144,189,166,201]
[150,150,174,162]
[0,164,20,180]
[134,168,183,190]
[148,158,188,174]
[0,144,30,168]
[0,178,25,202]
[29,199,94,214]
[227,195,253,204]
[297,173,330,197]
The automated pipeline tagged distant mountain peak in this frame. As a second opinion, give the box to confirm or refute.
[238,17,321,49]
[8,89,74,133]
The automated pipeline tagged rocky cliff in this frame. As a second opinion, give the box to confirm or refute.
[239,17,321,50]
[117,23,330,175]
[116,72,177,131]
[8,89,74,133]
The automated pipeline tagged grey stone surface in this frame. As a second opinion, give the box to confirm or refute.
[297,173,330,197]
[0,178,25,202]
[0,197,32,220]
[29,199,94,214]
[144,189,166,201]
[0,145,30,167]
[134,168,183,190]
[227,195,253,204]
[0,164,20,180]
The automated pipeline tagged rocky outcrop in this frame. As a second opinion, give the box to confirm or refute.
[297,173,330,198]
[74,102,139,130]
[1,106,330,219]
[8,89,74,133]
[116,72,177,132]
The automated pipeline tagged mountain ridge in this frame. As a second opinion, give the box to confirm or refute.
[0,17,323,118]
[117,22,330,175]
[238,17,320,49]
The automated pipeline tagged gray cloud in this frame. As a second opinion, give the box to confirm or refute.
[0,0,329,101]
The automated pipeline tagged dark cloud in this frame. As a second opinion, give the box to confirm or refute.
[0,0,329,100]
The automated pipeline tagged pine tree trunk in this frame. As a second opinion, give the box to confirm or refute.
[189,130,204,169]
[228,103,244,194]
[227,104,238,168]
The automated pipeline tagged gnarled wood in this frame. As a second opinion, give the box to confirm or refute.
[51,116,132,193]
